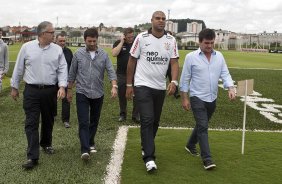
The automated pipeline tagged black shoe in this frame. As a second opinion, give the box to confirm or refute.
[22,159,38,170]
[64,121,70,128]
[42,146,55,154]
[118,116,126,122]
[203,160,216,170]
[174,94,180,99]
[185,146,200,156]
[132,117,140,123]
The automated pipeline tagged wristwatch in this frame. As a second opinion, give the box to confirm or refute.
[171,80,178,86]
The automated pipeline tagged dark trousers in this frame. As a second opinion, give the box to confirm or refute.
[23,84,57,160]
[187,96,216,161]
[76,93,104,154]
[134,86,166,163]
[61,88,70,122]
[117,73,139,118]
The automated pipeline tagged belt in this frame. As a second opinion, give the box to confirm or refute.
[26,84,56,89]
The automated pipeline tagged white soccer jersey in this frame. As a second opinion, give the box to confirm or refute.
[130,29,179,90]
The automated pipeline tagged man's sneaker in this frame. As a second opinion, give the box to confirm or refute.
[145,160,157,172]
[64,122,70,128]
[42,146,55,154]
[81,153,90,161]
[185,146,200,156]
[118,116,126,122]
[203,160,216,170]
[141,150,145,156]
[22,159,38,170]
[90,146,97,153]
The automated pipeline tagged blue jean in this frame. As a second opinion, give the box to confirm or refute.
[134,86,166,163]
[187,96,216,161]
[76,93,104,154]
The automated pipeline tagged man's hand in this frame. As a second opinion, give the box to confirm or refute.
[126,86,134,100]
[111,86,118,98]
[11,88,19,101]
[67,89,73,102]
[228,87,236,101]
[167,82,176,95]
[180,92,191,111]
[181,97,191,111]
[1,73,5,79]
[120,34,125,42]
[57,87,66,100]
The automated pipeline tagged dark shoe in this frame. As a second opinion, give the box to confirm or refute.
[81,153,90,161]
[132,117,140,123]
[203,160,216,170]
[185,146,200,156]
[22,159,38,170]
[174,94,180,99]
[118,116,126,122]
[64,122,70,128]
[42,146,55,154]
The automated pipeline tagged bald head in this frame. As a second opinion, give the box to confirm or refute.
[151,11,166,34]
[151,11,166,19]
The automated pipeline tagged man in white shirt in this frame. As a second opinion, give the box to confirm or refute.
[11,21,68,170]
[126,11,179,172]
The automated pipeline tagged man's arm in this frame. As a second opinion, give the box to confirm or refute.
[112,36,125,57]
[3,44,9,75]
[126,56,137,100]
[179,54,192,111]
[167,58,179,95]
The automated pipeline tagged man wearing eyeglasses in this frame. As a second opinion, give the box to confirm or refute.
[56,33,73,128]
[11,21,68,170]
[126,11,179,172]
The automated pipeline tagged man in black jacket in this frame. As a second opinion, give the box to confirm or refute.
[56,33,73,128]
[112,27,139,123]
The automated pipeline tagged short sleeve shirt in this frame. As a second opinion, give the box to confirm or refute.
[130,29,179,90]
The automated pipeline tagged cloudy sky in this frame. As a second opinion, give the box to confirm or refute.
[1,0,281,33]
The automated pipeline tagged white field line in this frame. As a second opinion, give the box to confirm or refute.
[104,126,128,184]
[103,125,282,183]
[229,67,282,70]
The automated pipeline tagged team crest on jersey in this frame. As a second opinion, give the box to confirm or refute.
[164,42,171,50]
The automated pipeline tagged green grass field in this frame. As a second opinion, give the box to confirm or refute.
[121,128,282,184]
[1,43,282,183]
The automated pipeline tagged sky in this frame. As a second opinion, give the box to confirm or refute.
[1,0,282,34]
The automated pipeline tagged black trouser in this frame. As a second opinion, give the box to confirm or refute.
[61,88,70,122]
[187,96,216,161]
[134,86,166,163]
[23,84,57,160]
[117,73,139,119]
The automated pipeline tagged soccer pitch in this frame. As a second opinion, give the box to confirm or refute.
[1,44,282,183]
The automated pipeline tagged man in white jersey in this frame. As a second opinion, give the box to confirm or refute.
[126,11,179,172]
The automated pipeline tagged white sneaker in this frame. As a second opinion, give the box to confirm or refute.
[145,160,157,172]
[81,153,90,160]
[90,146,97,153]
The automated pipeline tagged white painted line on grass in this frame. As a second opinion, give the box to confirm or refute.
[128,125,282,133]
[104,126,128,184]
[229,67,282,71]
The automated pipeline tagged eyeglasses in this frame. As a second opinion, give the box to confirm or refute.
[45,31,55,34]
